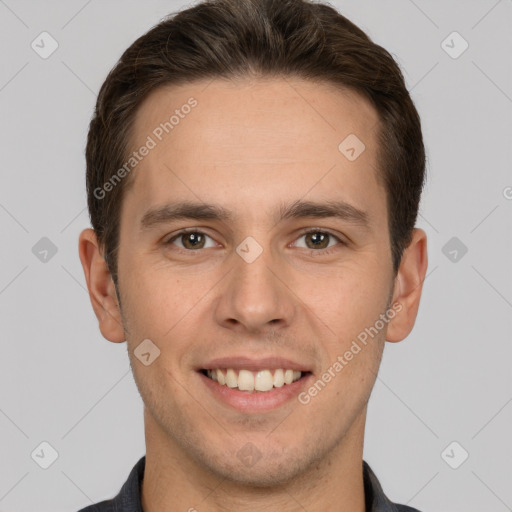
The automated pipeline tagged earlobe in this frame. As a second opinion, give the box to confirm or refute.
[78,228,126,343]
[386,228,428,343]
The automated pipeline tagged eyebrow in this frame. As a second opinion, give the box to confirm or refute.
[139,199,371,231]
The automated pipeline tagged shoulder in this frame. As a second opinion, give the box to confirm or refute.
[76,501,114,512]
[75,455,146,512]
[363,460,424,512]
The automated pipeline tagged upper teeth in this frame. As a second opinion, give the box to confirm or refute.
[206,369,302,392]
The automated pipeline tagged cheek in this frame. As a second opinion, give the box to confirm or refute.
[121,269,201,392]
[119,261,217,367]
[298,260,391,341]
[118,264,179,349]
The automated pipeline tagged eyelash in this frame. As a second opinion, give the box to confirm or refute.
[164,228,346,256]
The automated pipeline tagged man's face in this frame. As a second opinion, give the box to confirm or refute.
[116,78,396,485]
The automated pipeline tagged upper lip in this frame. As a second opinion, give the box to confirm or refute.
[198,356,312,373]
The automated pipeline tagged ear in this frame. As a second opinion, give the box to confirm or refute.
[78,228,125,343]
[386,228,428,343]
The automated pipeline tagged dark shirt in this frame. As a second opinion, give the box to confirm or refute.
[77,456,422,512]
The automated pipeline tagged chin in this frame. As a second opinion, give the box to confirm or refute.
[212,458,306,488]
[194,441,323,489]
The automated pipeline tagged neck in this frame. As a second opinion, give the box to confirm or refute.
[141,408,367,512]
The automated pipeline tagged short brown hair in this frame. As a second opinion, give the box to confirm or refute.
[85,0,425,286]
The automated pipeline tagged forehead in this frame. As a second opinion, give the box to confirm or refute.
[123,77,385,228]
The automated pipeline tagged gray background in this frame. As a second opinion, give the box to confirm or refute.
[0,0,511,510]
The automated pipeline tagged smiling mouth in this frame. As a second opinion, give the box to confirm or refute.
[200,368,312,393]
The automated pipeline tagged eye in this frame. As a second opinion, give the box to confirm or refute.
[166,230,217,250]
[293,229,344,253]
[164,228,345,254]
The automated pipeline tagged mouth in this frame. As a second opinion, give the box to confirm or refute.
[196,360,314,413]
[199,368,312,393]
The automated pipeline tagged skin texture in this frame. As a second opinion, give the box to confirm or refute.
[79,77,428,512]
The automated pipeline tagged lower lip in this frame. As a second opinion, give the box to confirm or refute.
[198,371,313,413]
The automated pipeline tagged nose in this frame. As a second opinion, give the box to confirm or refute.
[214,242,296,335]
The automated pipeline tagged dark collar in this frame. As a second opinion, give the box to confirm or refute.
[78,456,421,512]
[362,460,421,512]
